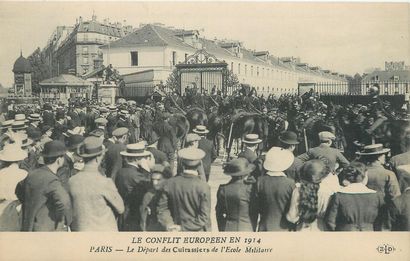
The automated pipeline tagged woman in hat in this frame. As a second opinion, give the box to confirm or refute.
[326,162,385,231]
[140,164,173,231]
[256,147,296,231]
[0,144,28,231]
[215,158,258,231]
[286,159,335,231]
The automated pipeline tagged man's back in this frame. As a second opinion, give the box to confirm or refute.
[18,166,71,231]
[69,170,124,231]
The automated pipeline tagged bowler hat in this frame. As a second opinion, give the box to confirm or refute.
[192,125,209,135]
[41,140,66,158]
[43,103,53,111]
[263,147,294,172]
[15,133,33,147]
[178,147,205,167]
[279,131,299,145]
[120,142,151,157]
[242,134,262,144]
[77,137,106,158]
[223,158,255,177]
[28,130,42,142]
[356,144,390,156]
[66,134,85,151]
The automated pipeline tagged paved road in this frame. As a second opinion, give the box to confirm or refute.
[207,157,231,232]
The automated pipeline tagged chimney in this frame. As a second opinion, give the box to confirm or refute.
[79,16,83,23]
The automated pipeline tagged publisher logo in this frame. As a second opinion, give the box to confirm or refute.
[376,244,396,254]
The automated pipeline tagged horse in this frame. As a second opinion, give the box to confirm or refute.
[185,107,208,131]
[225,110,268,161]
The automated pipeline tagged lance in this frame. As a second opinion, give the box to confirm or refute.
[303,128,309,152]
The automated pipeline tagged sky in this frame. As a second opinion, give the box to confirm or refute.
[0,1,409,87]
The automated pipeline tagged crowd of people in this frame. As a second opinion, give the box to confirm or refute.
[0,85,409,232]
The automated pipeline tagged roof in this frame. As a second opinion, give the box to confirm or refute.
[77,20,125,38]
[13,53,32,73]
[101,24,195,51]
[362,70,410,82]
[40,74,92,87]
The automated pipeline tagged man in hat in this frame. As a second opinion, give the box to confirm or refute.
[129,107,141,142]
[177,133,206,181]
[298,131,349,171]
[57,134,85,191]
[389,134,410,191]
[357,144,401,199]
[146,131,168,165]
[193,125,217,182]
[102,127,128,181]
[256,147,295,231]
[106,105,119,137]
[51,110,67,142]
[42,103,55,128]
[26,114,41,139]
[238,134,262,164]
[279,131,303,182]
[117,110,137,143]
[216,158,258,231]
[158,147,211,231]
[69,137,124,231]
[115,142,152,231]
[16,140,72,231]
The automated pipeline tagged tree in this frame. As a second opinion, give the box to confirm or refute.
[27,47,52,94]
[226,69,240,91]
[165,68,179,92]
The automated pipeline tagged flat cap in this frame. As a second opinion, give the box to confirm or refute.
[185,133,201,143]
[178,147,205,166]
[112,127,128,137]
[95,118,108,126]
[318,131,335,141]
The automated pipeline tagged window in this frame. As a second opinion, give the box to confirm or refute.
[185,53,188,61]
[238,63,241,74]
[375,75,379,81]
[82,56,88,64]
[83,33,88,41]
[394,75,399,81]
[262,68,265,77]
[257,67,259,76]
[231,62,234,72]
[172,51,177,66]
[406,83,409,93]
[131,51,138,66]
[384,83,388,88]
[251,66,254,76]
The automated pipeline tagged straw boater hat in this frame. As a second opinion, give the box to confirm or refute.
[242,134,262,144]
[11,121,27,131]
[28,113,41,122]
[95,118,108,126]
[356,144,390,156]
[14,114,29,123]
[279,131,300,145]
[112,127,128,137]
[77,137,106,158]
[120,142,151,157]
[0,143,28,162]
[178,147,205,167]
[223,158,255,177]
[192,125,209,135]
[0,120,14,130]
[263,147,294,172]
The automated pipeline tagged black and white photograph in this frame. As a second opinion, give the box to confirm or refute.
[0,0,409,260]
